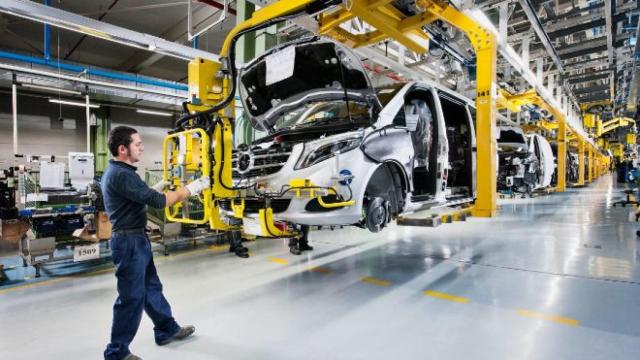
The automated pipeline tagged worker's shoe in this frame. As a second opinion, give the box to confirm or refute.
[123,354,142,360]
[636,230,640,237]
[157,325,196,346]
[289,239,302,255]
[234,247,249,258]
[229,245,249,258]
[298,241,313,252]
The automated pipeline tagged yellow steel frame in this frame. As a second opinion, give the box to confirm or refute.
[416,0,498,216]
[162,128,212,224]
[168,0,501,235]
[579,99,611,113]
[498,89,569,191]
[596,117,635,137]
[317,0,498,216]
[167,0,318,232]
[577,139,585,186]
[587,145,594,182]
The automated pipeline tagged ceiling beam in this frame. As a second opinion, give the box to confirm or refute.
[63,0,120,60]
[0,0,220,62]
[604,0,614,101]
[557,37,608,59]
[574,84,611,95]
[115,4,223,72]
[517,0,564,72]
[568,72,611,84]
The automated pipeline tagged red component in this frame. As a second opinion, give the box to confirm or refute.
[197,0,237,15]
[273,221,288,232]
[274,135,283,144]
[362,63,404,82]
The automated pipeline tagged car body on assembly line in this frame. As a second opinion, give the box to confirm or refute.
[496,126,541,194]
[224,37,477,235]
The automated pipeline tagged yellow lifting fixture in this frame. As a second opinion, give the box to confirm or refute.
[497,88,570,191]
[595,117,636,137]
[162,0,501,242]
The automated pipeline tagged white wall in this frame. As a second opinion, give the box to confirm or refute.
[0,92,175,174]
[0,95,87,159]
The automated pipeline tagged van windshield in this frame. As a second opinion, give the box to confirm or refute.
[498,129,526,144]
[269,100,371,132]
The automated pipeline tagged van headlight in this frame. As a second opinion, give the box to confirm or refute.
[295,133,363,170]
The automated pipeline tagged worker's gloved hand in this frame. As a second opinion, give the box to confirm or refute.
[151,180,171,192]
[186,176,210,196]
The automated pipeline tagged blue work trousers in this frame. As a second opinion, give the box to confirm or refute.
[104,232,180,360]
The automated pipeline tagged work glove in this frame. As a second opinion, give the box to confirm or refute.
[151,180,171,192]
[185,176,210,196]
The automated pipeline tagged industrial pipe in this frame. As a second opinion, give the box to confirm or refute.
[0,50,188,91]
[0,62,185,100]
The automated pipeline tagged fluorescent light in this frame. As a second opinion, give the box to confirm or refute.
[49,98,100,108]
[23,83,81,95]
[136,109,173,117]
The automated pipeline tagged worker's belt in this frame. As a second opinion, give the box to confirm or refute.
[113,228,146,236]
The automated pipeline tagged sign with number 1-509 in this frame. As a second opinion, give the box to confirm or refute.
[74,244,100,262]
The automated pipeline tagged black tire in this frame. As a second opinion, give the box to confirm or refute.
[364,197,389,233]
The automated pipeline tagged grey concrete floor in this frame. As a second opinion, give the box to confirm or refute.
[1,174,640,359]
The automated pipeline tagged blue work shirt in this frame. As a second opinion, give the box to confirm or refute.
[101,159,166,232]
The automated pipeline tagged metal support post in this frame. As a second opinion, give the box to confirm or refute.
[578,139,585,186]
[499,2,508,47]
[521,37,529,68]
[12,82,18,155]
[536,58,543,83]
[43,0,51,60]
[588,146,594,182]
[557,115,567,191]
[86,94,91,153]
[415,0,498,216]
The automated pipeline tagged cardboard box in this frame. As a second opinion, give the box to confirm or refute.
[97,212,112,240]
[0,220,29,244]
[72,227,100,243]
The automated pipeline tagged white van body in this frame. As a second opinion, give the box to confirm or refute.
[225,38,477,233]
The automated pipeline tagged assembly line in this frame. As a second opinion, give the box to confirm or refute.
[1,0,639,359]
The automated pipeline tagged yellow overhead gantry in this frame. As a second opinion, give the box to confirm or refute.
[595,117,636,138]
[496,88,612,189]
[318,0,499,216]
[164,0,501,235]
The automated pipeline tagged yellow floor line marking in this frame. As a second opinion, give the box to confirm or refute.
[0,277,67,295]
[0,243,228,295]
[268,257,289,265]
[209,245,228,252]
[308,266,334,274]
[360,276,391,287]
[516,309,580,326]
[77,267,115,277]
[423,290,470,304]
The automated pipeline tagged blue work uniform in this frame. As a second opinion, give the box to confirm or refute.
[102,159,180,360]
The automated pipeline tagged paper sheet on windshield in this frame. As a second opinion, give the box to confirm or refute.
[265,46,296,86]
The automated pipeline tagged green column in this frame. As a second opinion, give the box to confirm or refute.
[93,107,111,174]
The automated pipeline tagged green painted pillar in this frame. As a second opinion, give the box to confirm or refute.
[93,107,111,174]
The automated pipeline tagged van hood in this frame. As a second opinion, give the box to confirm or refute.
[238,37,379,131]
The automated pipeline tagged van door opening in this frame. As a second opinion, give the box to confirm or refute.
[398,89,439,200]
[440,93,474,199]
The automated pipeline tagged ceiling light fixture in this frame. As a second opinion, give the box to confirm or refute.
[136,109,173,117]
[23,83,81,95]
[49,98,100,108]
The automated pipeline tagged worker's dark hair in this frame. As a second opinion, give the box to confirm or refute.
[108,126,138,157]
